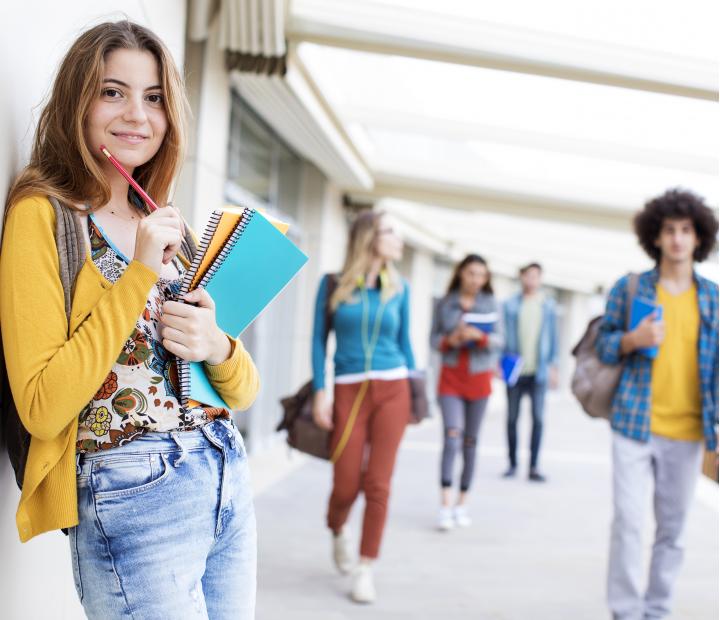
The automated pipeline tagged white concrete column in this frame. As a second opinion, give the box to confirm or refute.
[406,247,434,369]
[174,15,231,230]
[556,289,593,389]
[288,165,347,393]
[492,273,516,303]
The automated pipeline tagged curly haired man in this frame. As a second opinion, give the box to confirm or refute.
[596,189,718,620]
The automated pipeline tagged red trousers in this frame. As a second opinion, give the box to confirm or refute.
[327,378,411,559]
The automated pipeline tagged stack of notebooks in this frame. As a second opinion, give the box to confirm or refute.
[462,312,499,333]
[176,206,308,409]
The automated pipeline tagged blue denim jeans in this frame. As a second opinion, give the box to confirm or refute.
[506,375,547,469]
[69,418,256,620]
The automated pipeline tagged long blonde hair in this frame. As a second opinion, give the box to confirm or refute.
[330,210,403,310]
[6,20,189,212]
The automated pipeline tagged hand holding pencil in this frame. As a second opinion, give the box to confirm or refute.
[100,145,182,273]
[133,209,184,273]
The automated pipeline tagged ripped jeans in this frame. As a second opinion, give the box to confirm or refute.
[439,395,488,492]
[69,418,256,620]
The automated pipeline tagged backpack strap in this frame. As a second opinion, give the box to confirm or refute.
[323,273,339,343]
[48,197,85,324]
[624,273,640,330]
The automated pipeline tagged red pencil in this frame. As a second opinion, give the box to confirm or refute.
[99,145,159,212]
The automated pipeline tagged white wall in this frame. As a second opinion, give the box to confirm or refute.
[288,171,349,398]
[0,3,187,618]
[290,168,348,391]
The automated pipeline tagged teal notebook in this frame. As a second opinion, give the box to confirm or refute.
[176,207,308,408]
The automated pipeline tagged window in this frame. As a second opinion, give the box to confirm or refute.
[227,93,301,219]
[226,93,304,452]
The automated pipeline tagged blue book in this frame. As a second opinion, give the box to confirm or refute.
[177,207,308,408]
[462,312,498,334]
[500,354,524,387]
[630,297,663,359]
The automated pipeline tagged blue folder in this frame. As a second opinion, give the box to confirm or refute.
[630,297,663,359]
[500,354,524,387]
[186,210,308,408]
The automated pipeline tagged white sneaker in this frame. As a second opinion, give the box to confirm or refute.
[350,563,376,604]
[454,505,472,527]
[437,506,454,531]
[332,529,354,575]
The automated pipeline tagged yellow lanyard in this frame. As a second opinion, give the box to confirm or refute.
[360,285,386,372]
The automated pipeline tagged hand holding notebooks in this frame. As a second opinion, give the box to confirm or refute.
[630,297,663,359]
[176,206,308,408]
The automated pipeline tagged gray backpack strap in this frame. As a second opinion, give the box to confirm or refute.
[48,197,85,324]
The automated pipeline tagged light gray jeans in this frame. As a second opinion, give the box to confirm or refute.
[608,431,703,620]
[439,395,488,492]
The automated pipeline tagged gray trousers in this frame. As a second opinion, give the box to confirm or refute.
[608,432,703,620]
[439,395,488,492]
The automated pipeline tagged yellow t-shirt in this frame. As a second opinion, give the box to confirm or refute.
[650,284,703,441]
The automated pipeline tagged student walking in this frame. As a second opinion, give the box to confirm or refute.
[430,255,503,530]
[597,189,718,620]
[0,21,260,619]
[311,210,415,604]
[502,263,559,482]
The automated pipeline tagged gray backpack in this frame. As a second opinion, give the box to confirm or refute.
[570,274,638,419]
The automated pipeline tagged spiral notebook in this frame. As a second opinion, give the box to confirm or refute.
[176,206,308,408]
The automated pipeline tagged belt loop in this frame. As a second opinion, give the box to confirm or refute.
[76,453,82,475]
[170,432,187,467]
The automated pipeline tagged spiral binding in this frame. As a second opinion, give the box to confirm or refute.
[197,209,254,289]
[178,211,223,297]
[176,207,256,407]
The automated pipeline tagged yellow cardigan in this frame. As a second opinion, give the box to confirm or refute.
[0,196,260,542]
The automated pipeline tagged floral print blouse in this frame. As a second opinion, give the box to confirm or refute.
[76,214,228,453]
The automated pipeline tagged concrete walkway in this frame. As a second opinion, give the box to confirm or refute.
[254,389,718,620]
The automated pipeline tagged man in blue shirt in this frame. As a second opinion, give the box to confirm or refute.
[502,263,559,482]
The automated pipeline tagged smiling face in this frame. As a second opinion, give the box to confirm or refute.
[85,48,168,174]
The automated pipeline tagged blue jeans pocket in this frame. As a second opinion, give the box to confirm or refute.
[91,453,170,500]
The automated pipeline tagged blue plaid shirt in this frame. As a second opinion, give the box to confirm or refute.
[596,268,718,450]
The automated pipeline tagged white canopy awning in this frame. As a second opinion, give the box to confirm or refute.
[289,0,718,100]
[193,0,720,290]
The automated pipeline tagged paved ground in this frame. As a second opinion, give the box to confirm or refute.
[254,388,719,620]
